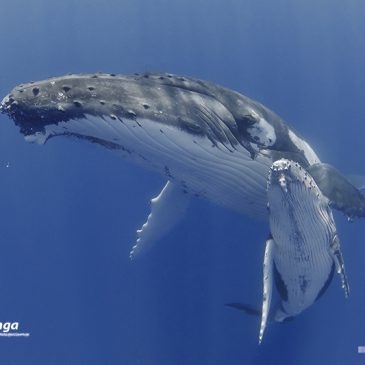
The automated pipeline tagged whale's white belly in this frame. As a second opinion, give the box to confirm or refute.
[42,114,272,219]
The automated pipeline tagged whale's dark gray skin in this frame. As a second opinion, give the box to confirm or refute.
[1,72,364,256]
[1,72,308,161]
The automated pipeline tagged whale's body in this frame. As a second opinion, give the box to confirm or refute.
[257,159,349,342]
[1,72,364,256]
[227,159,350,343]
[0,73,319,217]
[268,160,337,321]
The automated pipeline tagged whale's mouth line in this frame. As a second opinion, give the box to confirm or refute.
[21,126,124,151]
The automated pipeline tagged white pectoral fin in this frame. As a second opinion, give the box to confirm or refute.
[129,181,191,259]
[330,234,350,298]
[259,237,274,344]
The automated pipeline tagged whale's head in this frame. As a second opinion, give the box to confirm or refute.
[268,159,323,206]
[0,74,137,145]
[1,72,238,149]
[267,158,333,239]
[1,79,64,142]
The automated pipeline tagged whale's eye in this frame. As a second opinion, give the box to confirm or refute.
[241,114,257,126]
[32,87,40,96]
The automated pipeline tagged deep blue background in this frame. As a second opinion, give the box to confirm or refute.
[0,0,364,364]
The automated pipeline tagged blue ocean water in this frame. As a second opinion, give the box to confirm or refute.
[0,0,364,364]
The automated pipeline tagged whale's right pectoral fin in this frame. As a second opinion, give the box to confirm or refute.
[129,181,191,259]
[259,236,274,344]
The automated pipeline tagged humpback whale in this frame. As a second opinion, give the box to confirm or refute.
[261,159,349,342]
[1,72,364,258]
[228,159,350,343]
